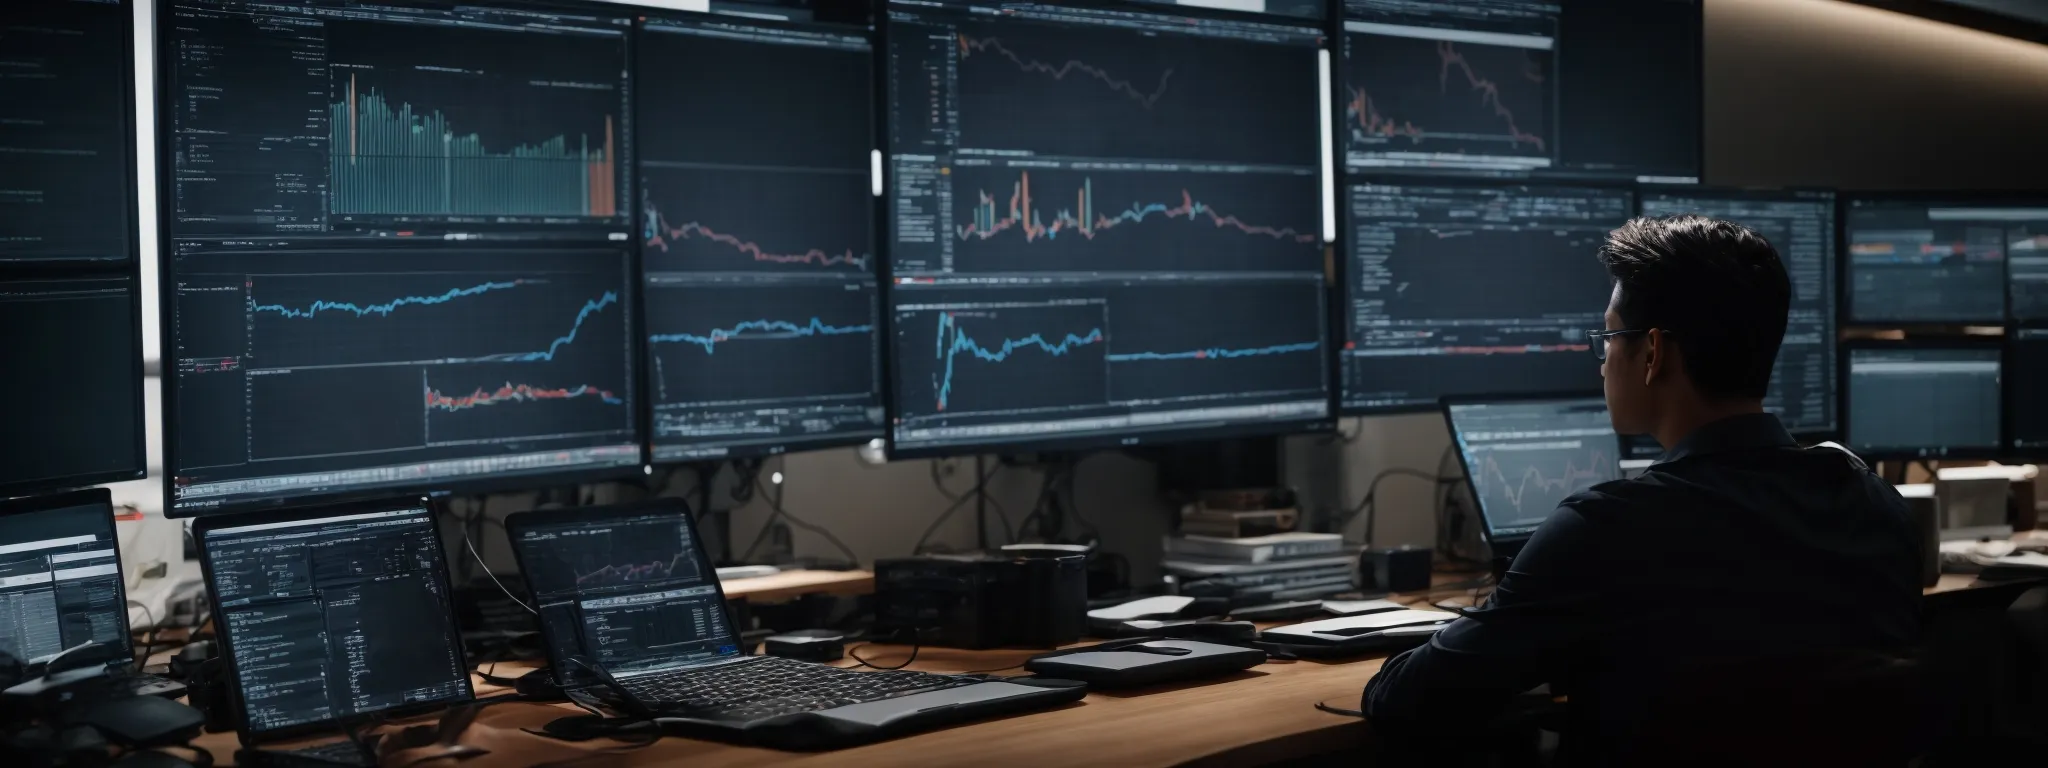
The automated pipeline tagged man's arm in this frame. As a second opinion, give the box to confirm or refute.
[1362,502,1607,731]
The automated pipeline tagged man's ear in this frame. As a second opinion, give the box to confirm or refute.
[1641,329,1668,387]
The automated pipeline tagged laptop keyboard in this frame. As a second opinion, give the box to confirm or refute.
[242,739,372,767]
[616,656,977,721]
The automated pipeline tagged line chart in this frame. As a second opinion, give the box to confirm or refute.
[425,382,624,412]
[1345,34,1550,159]
[1474,449,1610,519]
[249,280,527,320]
[945,166,1323,274]
[945,20,1318,166]
[472,291,618,363]
[642,203,870,270]
[1105,342,1319,362]
[649,317,875,355]
[933,310,1105,412]
[575,554,692,586]
[955,171,1319,245]
[955,33,1173,109]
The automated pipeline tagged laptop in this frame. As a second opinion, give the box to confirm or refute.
[506,498,1083,750]
[1443,395,1623,564]
[0,488,182,697]
[193,497,475,766]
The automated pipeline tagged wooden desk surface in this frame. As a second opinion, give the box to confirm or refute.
[720,569,874,602]
[181,571,2022,767]
[189,647,1379,768]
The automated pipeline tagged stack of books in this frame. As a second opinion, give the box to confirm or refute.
[1161,532,1353,606]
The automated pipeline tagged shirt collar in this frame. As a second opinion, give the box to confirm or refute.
[1653,412,1797,465]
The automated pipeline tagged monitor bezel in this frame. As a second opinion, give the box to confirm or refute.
[875,0,1339,460]
[1838,190,2047,327]
[1333,175,1635,416]
[632,4,887,466]
[1838,336,2008,461]
[0,0,149,499]
[1438,391,1618,551]
[153,0,653,518]
[191,495,475,746]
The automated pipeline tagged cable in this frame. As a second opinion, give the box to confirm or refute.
[1316,701,1366,718]
[913,462,1002,554]
[126,599,158,665]
[743,472,861,565]
[849,631,921,671]
[463,527,536,615]
[1341,468,1451,546]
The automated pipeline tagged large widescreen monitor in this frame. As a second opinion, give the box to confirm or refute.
[1339,182,1628,412]
[1640,189,1838,435]
[1843,197,2043,325]
[882,0,1333,457]
[636,1,884,462]
[160,0,643,516]
[1339,0,1702,182]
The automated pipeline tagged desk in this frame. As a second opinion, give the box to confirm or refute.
[721,569,873,603]
[188,648,1376,768]
[180,572,2029,767]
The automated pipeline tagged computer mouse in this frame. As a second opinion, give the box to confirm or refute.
[1128,642,1195,656]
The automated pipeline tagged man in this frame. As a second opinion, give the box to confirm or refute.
[1361,215,1922,763]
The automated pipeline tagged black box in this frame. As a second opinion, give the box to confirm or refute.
[1357,547,1433,593]
[874,551,1087,649]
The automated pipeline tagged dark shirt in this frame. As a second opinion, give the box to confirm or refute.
[1362,413,1922,761]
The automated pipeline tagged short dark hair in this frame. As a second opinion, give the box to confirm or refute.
[1598,215,1790,401]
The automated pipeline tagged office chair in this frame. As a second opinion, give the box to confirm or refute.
[1619,649,1931,767]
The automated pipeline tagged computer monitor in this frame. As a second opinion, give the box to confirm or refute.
[2009,328,2048,456]
[636,2,884,462]
[882,0,1332,457]
[0,277,147,497]
[0,489,132,669]
[1640,189,1838,435]
[194,497,473,741]
[1444,396,1621,552]
[1,0,137,265]
[1844,342,2003,459]
[160,0,644,516]
[1843,196,2043,325]
[1339,182,1629,412]
[506,499,737,686]
[1339,0,1702,182]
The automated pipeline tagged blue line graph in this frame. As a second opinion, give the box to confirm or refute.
[650,317,874,355]
[248,280,523,319]
[1105,341,1320,362]
[480,291,619,363]
[935,312,1105,411]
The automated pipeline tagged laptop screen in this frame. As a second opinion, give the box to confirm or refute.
[0,491,130,667]
[1446,397,1622,543]
[201,501,472,737]
[511,502,739,682]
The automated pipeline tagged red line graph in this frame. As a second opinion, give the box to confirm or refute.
[1347,86,1423,143]
[425,382,621,412]
[1434,41,1545,151]
[1479,450,1609,515]
[642,205,869,269]
[954,170,1318,245]
[956,33,1173,109]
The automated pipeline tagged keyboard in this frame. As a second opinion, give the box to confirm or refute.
[240,739,371,767]
[614,656,977,721]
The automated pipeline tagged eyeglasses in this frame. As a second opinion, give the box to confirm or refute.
[1586,329,1658,361]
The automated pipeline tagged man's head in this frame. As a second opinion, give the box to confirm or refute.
[1596,215,1790,442]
